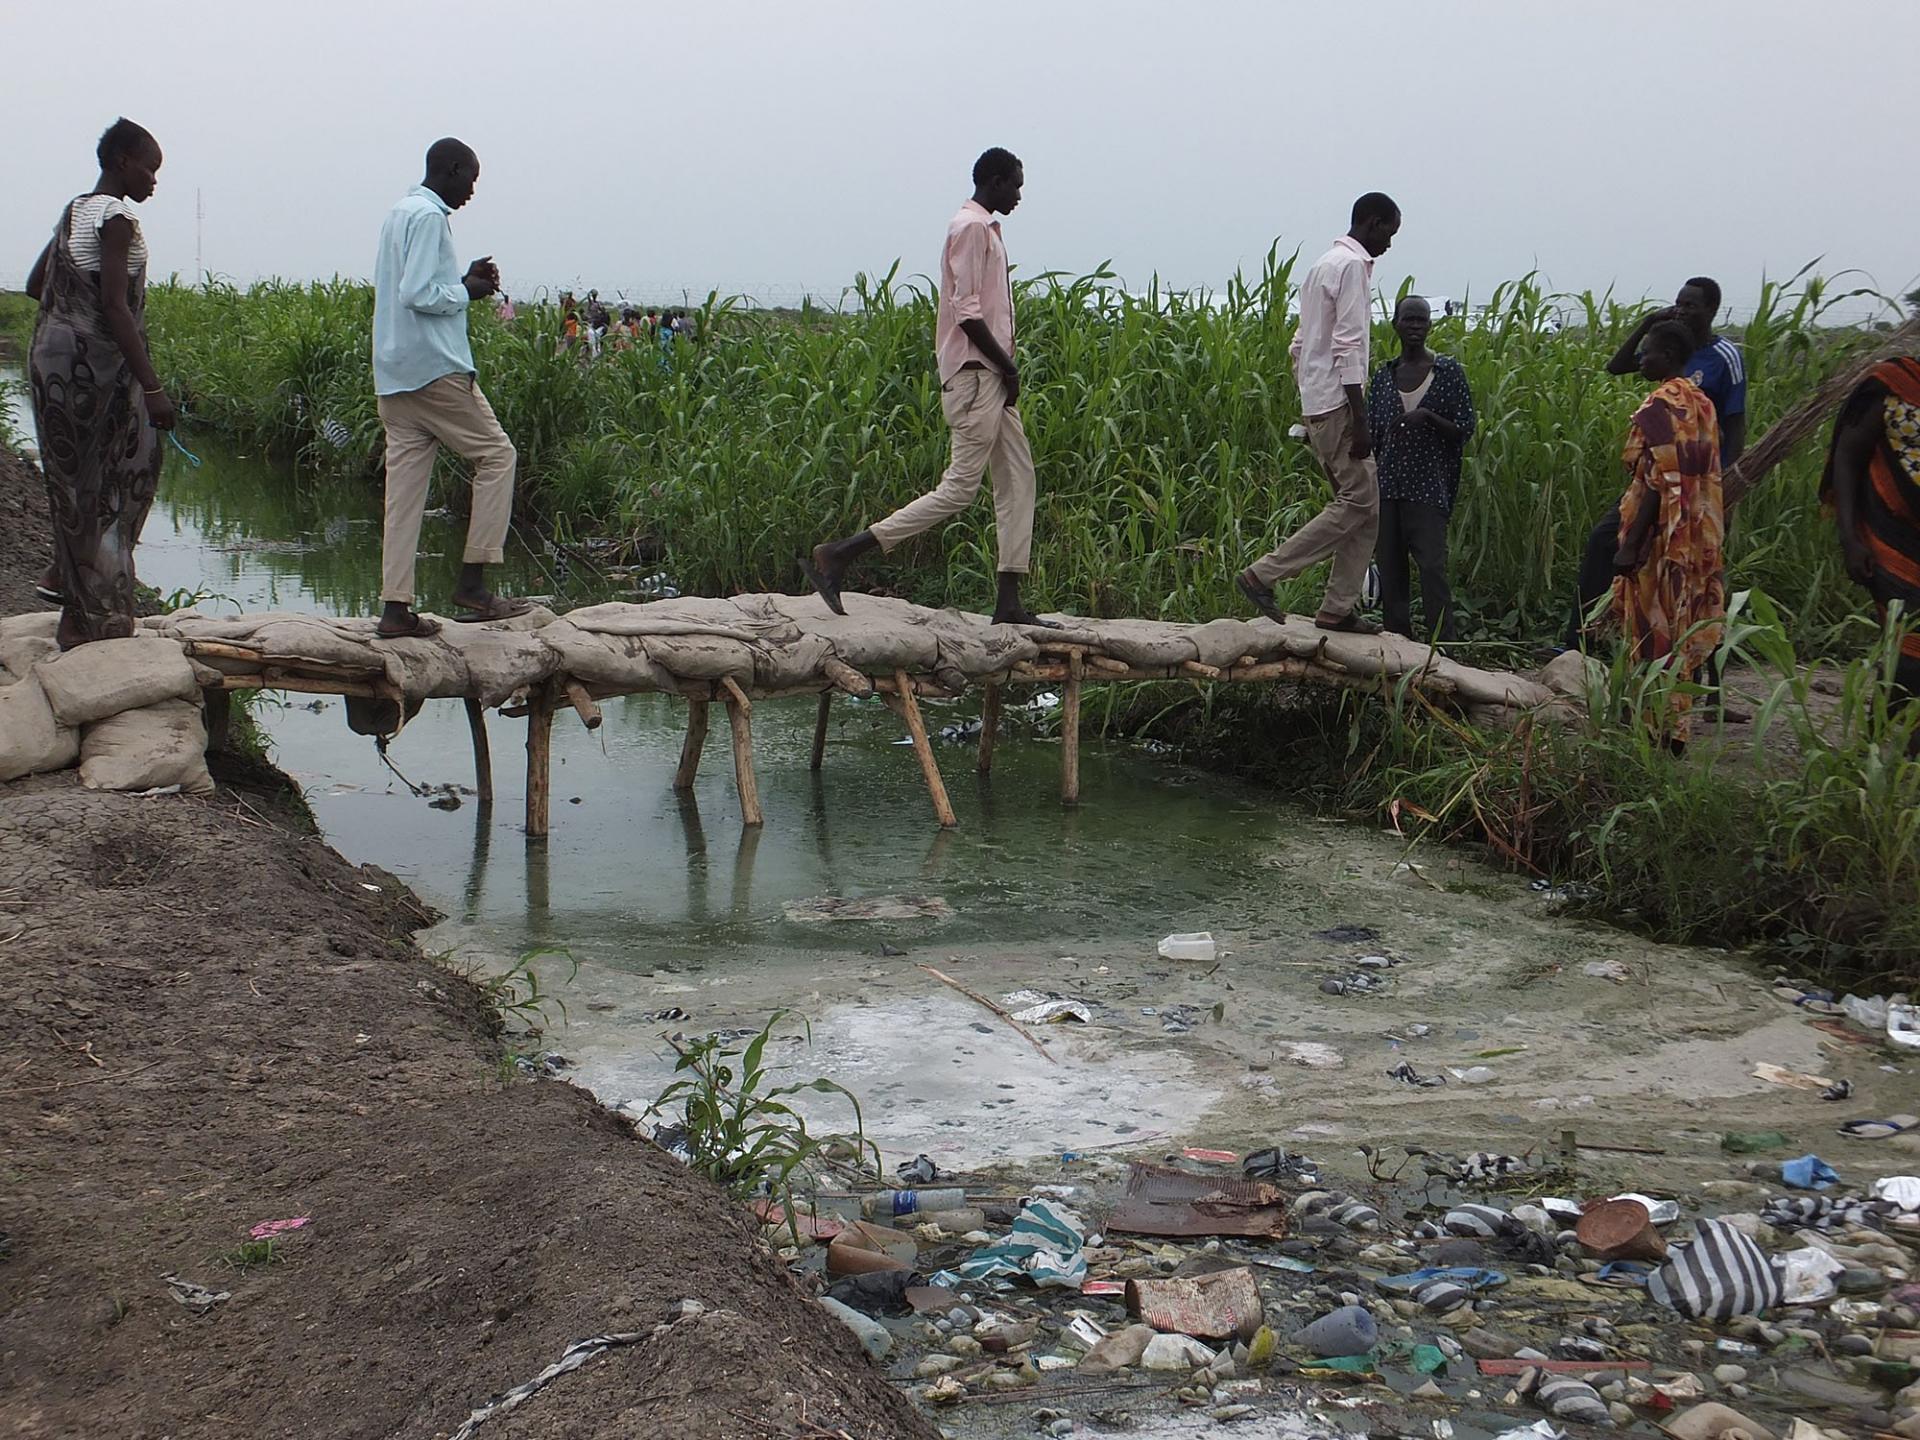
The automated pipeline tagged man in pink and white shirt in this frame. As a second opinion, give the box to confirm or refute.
[1238,193,1401,634]
[803,147,1057,628]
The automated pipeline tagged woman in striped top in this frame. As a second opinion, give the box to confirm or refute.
[24,118,174,648]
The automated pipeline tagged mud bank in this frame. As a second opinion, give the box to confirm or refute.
[0,764,936,1440]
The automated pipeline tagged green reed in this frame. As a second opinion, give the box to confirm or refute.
[144,259,1893,652]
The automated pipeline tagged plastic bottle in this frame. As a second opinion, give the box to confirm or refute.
[859,1187,966,1219]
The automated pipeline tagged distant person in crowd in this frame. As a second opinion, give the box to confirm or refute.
[1566,276,1745,648]
[370,137,531,639]
[1821,354,1920,719]
[1609,320,1727,749]
[24,117,174,649]
[1235,192,1402,633]
[560,294,581,350]
[802,147,1058,627]
[1367,294,1476,642]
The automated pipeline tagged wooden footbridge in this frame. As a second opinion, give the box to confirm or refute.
[149,593,1560,836]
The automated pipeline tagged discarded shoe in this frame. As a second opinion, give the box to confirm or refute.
[895,1154,941,1184]
[1839,1113,1919,1140]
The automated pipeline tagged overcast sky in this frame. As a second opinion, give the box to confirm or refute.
[5,0,1915,319]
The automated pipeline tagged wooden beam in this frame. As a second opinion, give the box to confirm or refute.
[1061,650,1083,807]
[562,678,603,731]
[1086,654,1130,675]
[1181,659,1223,680]
[821,657,873,696]
[673,695,710,792]
[463,697,493,807]
[720,677,764,827]
[886,667,957,828]
[810,691,832,772]
[525,685,553,839]
[219,673,386,698]
[977,684,1002,775]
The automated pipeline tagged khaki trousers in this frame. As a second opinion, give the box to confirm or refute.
[1249,405,1379,622]
[376,373,517,605]
[868,367,1036,573]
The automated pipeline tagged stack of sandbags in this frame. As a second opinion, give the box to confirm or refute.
[0,614,78,782]
[34,635,213,793]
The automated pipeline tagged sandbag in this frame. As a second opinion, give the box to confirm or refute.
[37,636,200,726]
[78,698,213,794]
[0,611,60,679]
[0,673,81,781]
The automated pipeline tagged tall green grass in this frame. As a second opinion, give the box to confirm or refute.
[146,260,1892,651]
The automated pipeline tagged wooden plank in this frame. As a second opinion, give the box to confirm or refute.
[720,677,764,827]
[218,673,386,698]
[1181,659,1223,680]
[562,678,603,731]
[977,684,1002,775]
[464,697,493,807]
[525,685,553,839]
[810,692,832,772]
[672,695,710,792]
[1062,650,1083,807]
[887,668,957,828]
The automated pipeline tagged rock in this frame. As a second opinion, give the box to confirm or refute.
[1663,1400,1779,1440]
[1893,1417,1920,1440]
[1079,1324,1155,1375]
[1431,1239,1487,1266]
[983,1368,1032,1390]
[1835,1334,1875,1357]
[1462,1327,1522,1360]
[1212,1353,1238,1380]
[818,1297,891,1361]
[1411,1380,1446,1401]
[1609,1403,1636,1426]
[1713,1364,1749,1385]
[1839,1267,1888,1295]
[1599,1381,1626,1401]
[949,1335,983,1357]
[916,1355,963,1378]
[921,1374,964,1406]
[1142,1333,1217,1371]
[1046,1421,1076,1438]
[1209,1406,1256,1421]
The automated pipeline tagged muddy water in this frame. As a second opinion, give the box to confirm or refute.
[126,440,1889,1189]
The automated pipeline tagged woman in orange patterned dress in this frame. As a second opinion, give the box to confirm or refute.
[1610,320,1726,747]
[1823,354,1920,717]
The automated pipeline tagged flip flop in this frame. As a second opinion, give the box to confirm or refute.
[373,613,443,640]
[34,584,64,605]
[1839,1114,1919,1140]
[799,557,846,616]
[452,596,533,624]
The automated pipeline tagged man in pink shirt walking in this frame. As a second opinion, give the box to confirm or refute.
[1237,193,1401,635]
[803,147,1057,628]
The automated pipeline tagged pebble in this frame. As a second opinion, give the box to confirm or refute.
[1045,1422,1075,1438]
[1210,1407,1256,1422]
[1714,1364,1749,1385]
[1835,1334,1875,1356]
[1682,1339,1708,1358]
[1599,1382,1626,1401]
[983,1369,1031,1391]
[916,1355,962,1378]
[1609,1403,1635,1426]
[1728,1383,1750,1401]
[1759,1324,1786,1346]
[1840,1268,1887,1295]
[1890,1305,1919,1328]
[949,1336,983,1357]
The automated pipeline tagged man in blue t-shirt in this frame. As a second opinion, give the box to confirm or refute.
[1563,275,1748,650]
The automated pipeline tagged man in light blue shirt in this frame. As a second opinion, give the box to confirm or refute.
[372,137,529,639]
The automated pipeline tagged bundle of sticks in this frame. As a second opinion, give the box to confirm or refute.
[1724,311,1920,509]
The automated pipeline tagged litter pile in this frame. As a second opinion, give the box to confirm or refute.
[736,1133,1920,1438]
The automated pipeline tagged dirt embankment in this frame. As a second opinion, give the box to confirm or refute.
[0,450,934,1439]
[0,447,51,616]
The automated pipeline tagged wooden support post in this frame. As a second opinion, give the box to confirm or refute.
[525,685,554,838]
[463,697,493,807]
[201,687,233,755]
[562,679,602,731]
[977,684,1002,775]
[673,695,710,792]
[1062,650,1084,807]
[888,668,957,828]
[721,677,764,828]
[810,691,832,772]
